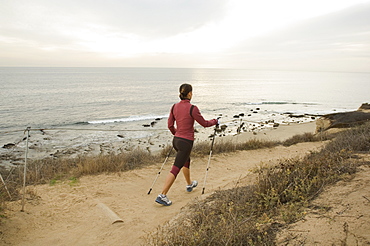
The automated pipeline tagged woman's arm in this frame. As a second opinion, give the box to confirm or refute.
[192,106,217,127]
[168,105,176,135]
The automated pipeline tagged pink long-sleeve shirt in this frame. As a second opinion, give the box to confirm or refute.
[168,99,217,141]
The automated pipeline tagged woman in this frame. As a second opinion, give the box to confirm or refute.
[155,83,219,206]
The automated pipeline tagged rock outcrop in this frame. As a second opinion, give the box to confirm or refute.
[316,103,370,132]
[358,103,370,112]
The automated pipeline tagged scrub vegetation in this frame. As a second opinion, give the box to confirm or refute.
[1,122,369,246]
[147,122,370,245]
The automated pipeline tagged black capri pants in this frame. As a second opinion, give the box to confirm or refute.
[170,137,194,177]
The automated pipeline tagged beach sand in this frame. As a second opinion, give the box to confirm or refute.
[1,121,369,245]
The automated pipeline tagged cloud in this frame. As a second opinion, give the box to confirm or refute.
[85,0,228,37]
[228,3,370,72]
[0,0,228,64]
[0,0,227,41]
[1,0,369,71]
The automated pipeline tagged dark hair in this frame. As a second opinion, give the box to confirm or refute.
[179,83,192,100]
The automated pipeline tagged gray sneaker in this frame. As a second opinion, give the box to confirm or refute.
[155,194,172,206]
[186,180,198,192]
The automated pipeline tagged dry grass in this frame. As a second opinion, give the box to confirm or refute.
[324,122,370,153]
[192,138,279,156]
[281,131,335,146]
[147,122,370,245]
[0,148,160,202]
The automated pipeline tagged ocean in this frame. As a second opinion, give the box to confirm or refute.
[1,67,369,164]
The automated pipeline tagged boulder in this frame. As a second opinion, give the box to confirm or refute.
[316,103,370,132]
[2,143,15,149]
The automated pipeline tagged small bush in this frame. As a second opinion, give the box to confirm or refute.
[282,132,316,146]
[282,131,335,146]
[324,121,370,153]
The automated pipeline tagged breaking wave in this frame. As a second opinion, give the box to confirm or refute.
[86,114,168,125]
[232,101,319,106]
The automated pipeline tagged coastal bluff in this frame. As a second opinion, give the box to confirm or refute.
[316,103,370,132]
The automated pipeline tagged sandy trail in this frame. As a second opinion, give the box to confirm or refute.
[2,140,325,246]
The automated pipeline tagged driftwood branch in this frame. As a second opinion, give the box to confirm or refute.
[96,202,124,224]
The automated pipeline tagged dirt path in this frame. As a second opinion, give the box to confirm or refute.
[1,142,326,245]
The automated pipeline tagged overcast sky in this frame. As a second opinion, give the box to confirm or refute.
[1,0,369,72]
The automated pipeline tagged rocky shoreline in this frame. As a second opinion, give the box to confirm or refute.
[0,113,319,170]
[3,102,368,169]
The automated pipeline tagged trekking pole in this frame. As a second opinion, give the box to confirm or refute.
[21,127,30,212]
[202,125,218,195]
[147,146,173,195]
